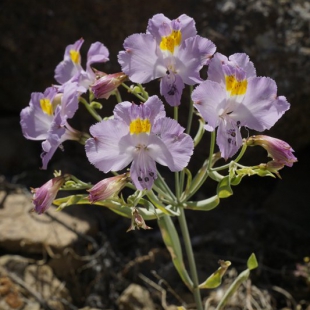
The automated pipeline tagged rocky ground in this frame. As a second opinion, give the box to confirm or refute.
[1,0,310,309]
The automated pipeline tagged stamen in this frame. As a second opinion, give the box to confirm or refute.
[40,98,53,115]
[129,118,151,135]
[225,75,247,96]
[159,30,182,53]
[69,50,80,64]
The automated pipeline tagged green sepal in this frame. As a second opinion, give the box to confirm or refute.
[247,253,258,270]
[217,176,233,198]
[181,195,220,211]
[157,215,193,289]
[199,260,231,289]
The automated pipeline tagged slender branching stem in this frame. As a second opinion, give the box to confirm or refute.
[79,97,102,122]
[178,208,203,310]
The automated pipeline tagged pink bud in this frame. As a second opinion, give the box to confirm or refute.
[31,176,66,214]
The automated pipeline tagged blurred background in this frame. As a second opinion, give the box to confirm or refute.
[0,0,310,309]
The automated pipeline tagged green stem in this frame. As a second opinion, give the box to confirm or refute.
[211,141,248,172]
[175,171,181,201]
[207,130,216,171]
[174,106,179,122]
[115,89,122,103]
[137,83,149,99]
[156,171,176,201]
[180,86,195,194]
[185,86,194,135]
[173,106,182,200]
[152,184,175,204]
[178,208,203,310]
[79,97,102,122]
[121,83,147,102]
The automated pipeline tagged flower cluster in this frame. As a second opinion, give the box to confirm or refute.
[20,13,296,215]
[192,53,290,159]
[118,14,216,106]
[86,95,194,190]
[20,38,109,169]
[20,14,299,310]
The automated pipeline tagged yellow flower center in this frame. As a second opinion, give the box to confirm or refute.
[225,75,247,96]
[70,49,80,64]
[159,30,182,53]
[129,118,151,135]
[40,98,53,116]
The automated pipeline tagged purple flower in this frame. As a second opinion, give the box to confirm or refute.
[55,38,109,92]
[85,95,194,190]
[20,83,82,169]
[31,176,65,214]
[118,14,216,106]
[192,53,290,159]
[88,173,129,203]
[247,135,297,167]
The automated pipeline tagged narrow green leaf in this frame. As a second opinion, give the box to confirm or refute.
[215,269,250,310]
[182,195,220,211]
[199,260,231,289]
[247,253,258,270]
[157,215,193,289]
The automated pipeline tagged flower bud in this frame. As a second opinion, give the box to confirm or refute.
[87,173,129,203]
[91,72,127,99]
[246,135,297,167]
[31,176,66,214]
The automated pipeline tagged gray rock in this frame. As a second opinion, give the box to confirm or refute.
[0,191,97,254]
[118,284,156,310]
